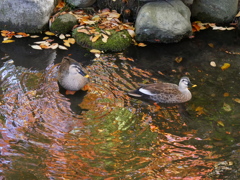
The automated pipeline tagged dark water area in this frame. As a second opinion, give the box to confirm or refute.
[0,29,240,179]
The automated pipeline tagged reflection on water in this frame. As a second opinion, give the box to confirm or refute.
[0,29,240,179]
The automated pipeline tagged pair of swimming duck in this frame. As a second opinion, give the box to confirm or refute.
[58,57,193,103]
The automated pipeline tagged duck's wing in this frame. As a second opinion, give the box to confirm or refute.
[128,82,179,97]
[138,82,180,95]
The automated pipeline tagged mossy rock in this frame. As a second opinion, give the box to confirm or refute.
[50,14,78,34]
[72,28,132,52]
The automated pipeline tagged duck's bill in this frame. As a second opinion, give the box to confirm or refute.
[84,74,89,78]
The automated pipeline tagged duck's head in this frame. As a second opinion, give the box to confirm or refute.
[179,76,192,89]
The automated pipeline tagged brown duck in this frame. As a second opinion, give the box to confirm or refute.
[128,77,193,103]
[57,57,89,95]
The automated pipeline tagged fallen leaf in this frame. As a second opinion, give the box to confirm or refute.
[90,49,101,54]
[127,29,135,37]
[138,43,147,47]
[221,63,230,70]
[217,121,224,127]
[30,35,40,38]
[91,34,101,42]
[223,92,229,97]
[232,98,240,103]
[2,39,15,43]
[59,34,65,39]
[210,61,216,67]
[49,43,58,49]
[223,102,231,112]
[14,35,23,38]
[45,31,55,36]
[195,106,206,116]
[31,45,42,50]
[101,33,108,43]
[58,45,68,50]
[208,43,214,48]
[175,57,183,63]
[68,38,75,44]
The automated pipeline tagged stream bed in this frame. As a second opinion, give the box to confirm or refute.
[0,29,240,179]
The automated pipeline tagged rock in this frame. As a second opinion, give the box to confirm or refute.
[72,28,132,52]
[135,0,192,43]
[191,0,238,24]
[50,13,78,34]
[0,0,56,33]
[66,0,96,8]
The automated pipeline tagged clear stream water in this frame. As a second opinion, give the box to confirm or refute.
[0,29,240,179]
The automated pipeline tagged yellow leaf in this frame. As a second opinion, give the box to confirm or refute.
[77,28,90,34]
[195,106,206,116]
[2,39,15,43]
[91,34,101,42]
[232,98,240,103]
[223,92,229,97]
[68,38,75,44]
[217,121,224,127]
[175,57,183,63]
[138,43,147,47]
[90,49,101,54]
[64,41,71,47]
[101,33,108,43]
[208,43,214,48]
[221,63,230,70]
[45,31,55,36]
[30,35,39,38]
[223,102,231,112]
[43,36,49,40]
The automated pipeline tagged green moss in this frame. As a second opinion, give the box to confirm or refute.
[50,13,78,34]
[72,28,132,52]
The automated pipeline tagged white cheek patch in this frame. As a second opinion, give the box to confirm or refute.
[139,88,155,95]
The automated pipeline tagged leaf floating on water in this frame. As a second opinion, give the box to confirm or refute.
[59,34,65,39]
[223,92,229,97]
[195,106,206,116]
[31,45,42,50]
[2,39,15,43]
[217,121,225,127]
[208,43,214,48]
[30,35,39,38]
[14,35,23,38]
[210,61,216,67]
[221,63,230,70]
[68,38,75,44]
[58,45,68,50]
[45,31,55,36]
[223,102,231,112]
[138,43,147,47]
[232,98,240,103]
[175,57,183,63]
[50,43,58,49]
[43,36,49,40]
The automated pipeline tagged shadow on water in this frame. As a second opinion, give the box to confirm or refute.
[0,29,239,179]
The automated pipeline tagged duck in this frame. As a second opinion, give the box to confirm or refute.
[127,76,193,103]
[57,56,89,95]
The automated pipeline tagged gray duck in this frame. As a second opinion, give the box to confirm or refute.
[57,56,89,95]
[128,76,193,103]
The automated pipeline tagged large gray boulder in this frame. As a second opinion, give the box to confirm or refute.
[66,0,96,8]
[135,0,192,43]
[0,0,56,33]
[191,0,238,24]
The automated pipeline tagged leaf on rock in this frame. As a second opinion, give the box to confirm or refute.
[101,33,108,43]
[91,34,101,42]
[90,49,101,54]
[45,31,55,36]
